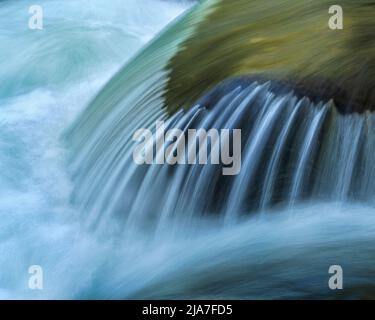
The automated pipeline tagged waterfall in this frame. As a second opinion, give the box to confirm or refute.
[67,78,375,233]
[64,72,375,298]
[2,0,375,300]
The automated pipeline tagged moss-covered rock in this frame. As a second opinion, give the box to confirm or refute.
[165,0,375,114]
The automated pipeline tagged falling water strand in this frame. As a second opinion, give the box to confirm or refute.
[67,80,375,233]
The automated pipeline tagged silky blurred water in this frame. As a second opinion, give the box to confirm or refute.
[1,0,375,300]
[0,0,192,299]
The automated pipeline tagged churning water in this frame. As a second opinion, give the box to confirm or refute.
[1,0,375,299]
[0,0,192,299]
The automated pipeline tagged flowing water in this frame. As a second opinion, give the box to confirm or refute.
[1,0,375,299]
[0,0,193,299]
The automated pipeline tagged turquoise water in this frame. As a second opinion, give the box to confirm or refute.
[1,0,375,299]
[0,0,191,299]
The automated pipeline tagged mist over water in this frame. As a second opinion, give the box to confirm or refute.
[1,0,375,300]
[0,0,192,299]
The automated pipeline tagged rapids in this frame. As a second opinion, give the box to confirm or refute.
[1,0,375,300]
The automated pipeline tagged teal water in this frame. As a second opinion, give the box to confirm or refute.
[1,0,375,300]
[0,0,192,299]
